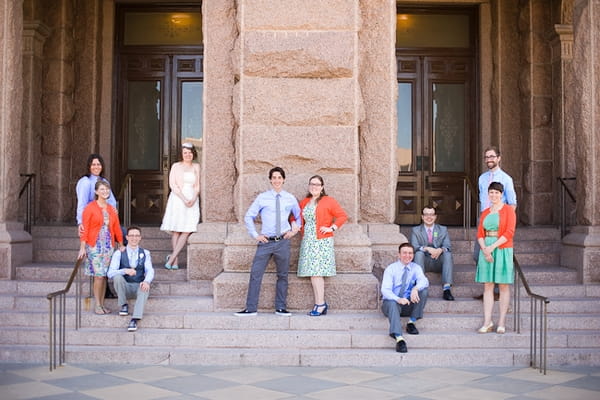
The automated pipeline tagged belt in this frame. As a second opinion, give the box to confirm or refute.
[485,231,498,237]
[266,235,284,241]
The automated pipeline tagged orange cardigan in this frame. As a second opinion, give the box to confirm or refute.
[299,196,348,239]
[477,204,516,248]
[81,201,123,247]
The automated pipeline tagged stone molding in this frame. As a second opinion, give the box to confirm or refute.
[22,21,50,57]
[554,24,574,61]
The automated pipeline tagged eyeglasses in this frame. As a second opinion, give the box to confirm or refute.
[484,155,498,159]
[127,234,141,237]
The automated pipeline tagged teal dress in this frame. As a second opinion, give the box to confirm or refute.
[475,212,514,284]
[297,203,336,277]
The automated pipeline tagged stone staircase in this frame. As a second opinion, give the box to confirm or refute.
[1,225,599,367]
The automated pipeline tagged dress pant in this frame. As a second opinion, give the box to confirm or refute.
[381,288,429,336]
[245,239,291,312]
[112,274,149,319]
[414,251,454,286]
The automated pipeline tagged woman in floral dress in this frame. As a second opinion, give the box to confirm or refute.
[78,180,123,314]
[297,175,347,316]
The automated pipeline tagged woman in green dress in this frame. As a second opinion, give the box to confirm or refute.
[476,182,517,334]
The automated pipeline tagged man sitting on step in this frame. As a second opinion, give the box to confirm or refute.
[381,243,429,353]
[410,206,455,301]
[107,226,154,332]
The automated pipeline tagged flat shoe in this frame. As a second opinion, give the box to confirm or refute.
[477,322,494,333]
[170,264,179,270]
[94,305,106,315]
[164,263,172,270]
[496,326,506,334]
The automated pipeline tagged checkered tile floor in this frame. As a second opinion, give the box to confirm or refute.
[1,363,599,399]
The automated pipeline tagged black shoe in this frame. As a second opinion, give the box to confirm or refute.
[127,319,137,332]
[275,309,292,316]
[119,304,129,316]
[406,322,419,335]
[234,309,257,316]
[396,339,407,353]
[443,289,455,301]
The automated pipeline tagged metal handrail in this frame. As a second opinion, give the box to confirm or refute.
[18,173,35,233]
[557,177,576,238]
[46,258,83,371]
[513,255,549,374]
[117,173,133,228]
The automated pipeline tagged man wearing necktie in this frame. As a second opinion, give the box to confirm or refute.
[381,243,429,353]
[107,226,154,332]
[411,206,455,301]
[474,146,517,299]
[235,167,302,317]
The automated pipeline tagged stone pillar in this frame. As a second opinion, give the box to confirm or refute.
[561,0,600,283]
[38,0,75,223]
[21,21,50,224]
[0,0,31,279]
[209,0,383,311]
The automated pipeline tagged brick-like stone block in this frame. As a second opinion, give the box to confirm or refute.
[243,0,357,31]
[241,77,357,126]
[213,272,379,311]
[244,31,354,78]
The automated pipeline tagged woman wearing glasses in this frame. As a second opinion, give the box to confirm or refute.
[160,143,200,270]
[297,175,347,316]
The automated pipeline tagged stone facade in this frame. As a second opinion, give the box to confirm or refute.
[0,0,599,287]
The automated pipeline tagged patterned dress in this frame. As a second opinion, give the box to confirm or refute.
[475,212,514,284]
[297,203,336,277]
[84,209,114,277]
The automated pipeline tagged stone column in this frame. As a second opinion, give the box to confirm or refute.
[0,0,31,279]
[210,0,381,311]
[21,21,50,224]
[561,0,600,283]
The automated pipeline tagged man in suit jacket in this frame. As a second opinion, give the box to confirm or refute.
[410,207,455,301]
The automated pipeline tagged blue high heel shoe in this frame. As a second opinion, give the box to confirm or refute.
[308,303,328,316]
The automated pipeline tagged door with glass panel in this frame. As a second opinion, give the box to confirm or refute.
[395,8,477,226]
[115,6,202,224]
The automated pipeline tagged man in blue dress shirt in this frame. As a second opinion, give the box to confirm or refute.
[381,243,429,353]
[235,167,302,316]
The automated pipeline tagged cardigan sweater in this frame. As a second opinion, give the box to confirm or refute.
[477,204,516,249]
[81,201,123,247]
[299,196,348,239]
[169,161,200,199]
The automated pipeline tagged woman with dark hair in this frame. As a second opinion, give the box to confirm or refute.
[476,181,517,334]
[160,143,200,270]
[78,180,124,314]
[76,154,117,235]
[297,175,348,316]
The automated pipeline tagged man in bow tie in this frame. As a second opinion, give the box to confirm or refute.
[411,206,455,301]
[107,226,154,332]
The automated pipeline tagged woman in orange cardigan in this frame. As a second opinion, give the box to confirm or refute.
[78,180,124,315]
[476,181,517,334]
[297,175,348,316]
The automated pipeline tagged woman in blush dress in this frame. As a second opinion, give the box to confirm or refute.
[78,180,124,315]
[297,175,347,316]
[160,143,200,270]
[476,181,517,334]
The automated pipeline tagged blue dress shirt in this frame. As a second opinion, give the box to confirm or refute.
[244,189,301,239]
[478,168,517,212]
[381,260,429,301]
[76,175,117,224]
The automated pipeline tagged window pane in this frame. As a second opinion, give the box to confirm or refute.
[397,82,413,172]
[127,81,161,170]
[432,83,465,172]
[124,12,202,46]
[397,14,469,48]
[181,81,203,161]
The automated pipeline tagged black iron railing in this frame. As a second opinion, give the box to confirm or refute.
[19,173,35,233]
[513,255,549,374]
[557,177,576,238]
[46,258,83,371]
